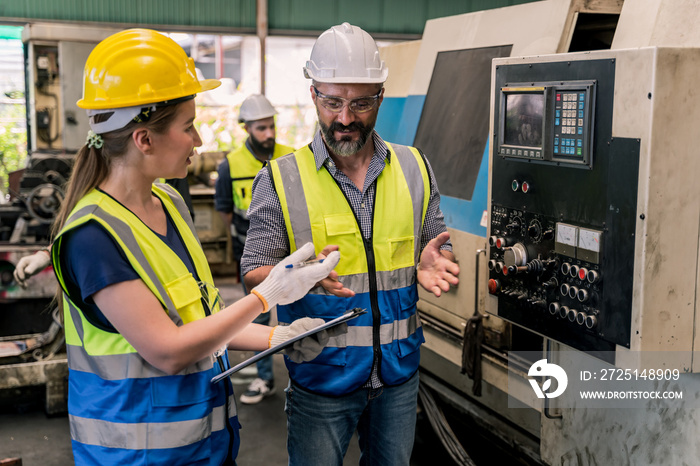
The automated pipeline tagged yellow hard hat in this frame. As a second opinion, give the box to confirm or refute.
[77,28,221,110]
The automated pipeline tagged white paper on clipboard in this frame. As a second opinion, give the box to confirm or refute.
[211,308,366,384]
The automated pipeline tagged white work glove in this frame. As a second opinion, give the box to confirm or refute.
[251,242,340,312]
[13,250,51,288]
[269,317,348,363]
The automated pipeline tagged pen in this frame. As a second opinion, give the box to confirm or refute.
[285,259,325,269]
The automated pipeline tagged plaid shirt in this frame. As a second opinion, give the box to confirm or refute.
[241,129,451,388]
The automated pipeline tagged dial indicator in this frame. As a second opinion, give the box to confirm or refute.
[578,228,602,252]
[555,223,578,247]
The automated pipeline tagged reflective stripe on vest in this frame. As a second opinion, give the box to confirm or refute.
[68,393,237,450]
[52,184,238,463]
[228,142,294,215]
[269,142,429,395]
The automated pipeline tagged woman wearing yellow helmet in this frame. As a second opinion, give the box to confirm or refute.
[49,29,343,465]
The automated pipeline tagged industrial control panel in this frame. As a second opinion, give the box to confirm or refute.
[488,58,640,354]
[497,80,596,168]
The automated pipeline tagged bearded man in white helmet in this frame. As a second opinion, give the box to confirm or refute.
[215,93,294,405]
[241,23,460,465]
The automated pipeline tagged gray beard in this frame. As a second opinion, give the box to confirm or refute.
[318,119,374,158]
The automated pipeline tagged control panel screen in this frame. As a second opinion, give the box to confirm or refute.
[497,80,596,168]
[504,93,544,148]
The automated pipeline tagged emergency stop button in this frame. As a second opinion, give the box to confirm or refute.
[488,279,501,294]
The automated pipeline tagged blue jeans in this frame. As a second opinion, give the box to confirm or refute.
[285,371,419,466]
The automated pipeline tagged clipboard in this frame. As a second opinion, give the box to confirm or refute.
[211,308,366,384]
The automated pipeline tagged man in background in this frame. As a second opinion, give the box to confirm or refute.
[214,94,294,404]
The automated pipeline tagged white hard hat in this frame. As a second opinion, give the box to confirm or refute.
[303,22,388,84]
[239,94,277,123]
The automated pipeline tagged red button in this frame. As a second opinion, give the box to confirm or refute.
[502,266,509,276]
[488,279,500,294]
[579,268,588,280]
[521,181,530,193]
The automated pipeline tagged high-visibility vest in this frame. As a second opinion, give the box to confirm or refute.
[269,143,430,395]
[52,183,239,465]
[227,142,294,217]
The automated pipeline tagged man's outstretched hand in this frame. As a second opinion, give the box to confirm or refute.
[417,232,460,297]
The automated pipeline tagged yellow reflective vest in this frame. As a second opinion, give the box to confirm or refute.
[52,183,239,464]
[269,142,430,395]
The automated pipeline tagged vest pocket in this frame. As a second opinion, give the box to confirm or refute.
[324,213,357,236]
[284,306,348,367]
[389,236,415,270]
[164,274,202,324]
[398,325,424,358]
[395,287,424,358]
[303,346,347,367]
[151,370,216,407]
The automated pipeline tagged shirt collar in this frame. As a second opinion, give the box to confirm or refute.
[310,129,391,171]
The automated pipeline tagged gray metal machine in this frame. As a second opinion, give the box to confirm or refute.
[487,45,700,465]
[379,0,700,464]
[0,24,115,414]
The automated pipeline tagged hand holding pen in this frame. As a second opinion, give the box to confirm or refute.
[285,259,325,269]
[313,245,356,298]
[251,243,341,310]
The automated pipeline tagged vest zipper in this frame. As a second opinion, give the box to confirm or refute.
[328,173,383,383]
[222,371,236,464]
[363,236,383,380]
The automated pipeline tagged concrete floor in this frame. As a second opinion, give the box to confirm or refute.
[0,277,463,465]
[0,353,362,466]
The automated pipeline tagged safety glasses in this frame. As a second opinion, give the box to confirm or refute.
[313,86,382,114]
[198,281,225,315]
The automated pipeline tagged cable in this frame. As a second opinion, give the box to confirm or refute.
[418,382,477,466]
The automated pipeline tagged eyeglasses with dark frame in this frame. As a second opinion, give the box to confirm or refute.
[312,87,383,114]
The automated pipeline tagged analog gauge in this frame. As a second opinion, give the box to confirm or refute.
[578,228,601,252]
[555,223,578,247]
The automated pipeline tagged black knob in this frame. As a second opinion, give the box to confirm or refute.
[542,277,558,288]
[560,283,570,296]
[528,223,541,238]
[585,314,598,329]
[561,262,571,275]
[549,302,560,315]
[559,305,570,319]
[530,299,547,308]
